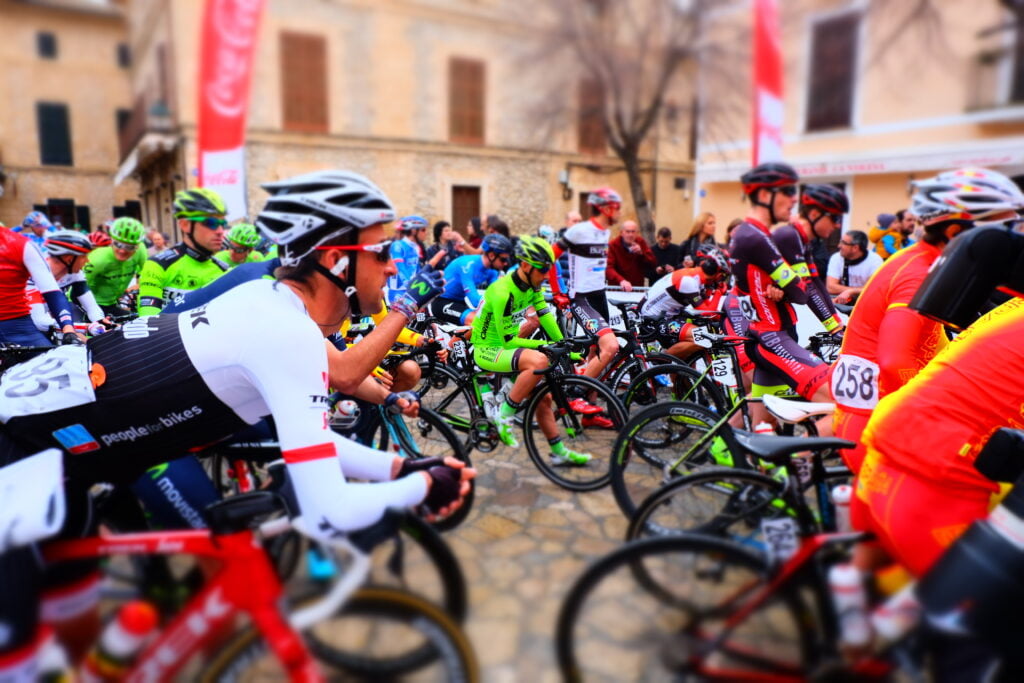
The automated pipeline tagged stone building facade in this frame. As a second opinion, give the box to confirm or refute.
[0,0,139,229]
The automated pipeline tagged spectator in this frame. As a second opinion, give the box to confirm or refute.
[650,226,683,279]
[557,210,581,274]
[826,229,883,305]
[869,212,909,260]
[425,220,464,270]
[607,219,656,291]
[486,214,510,238]
[464,216,484,253]
[680,212,718,267]
[725,217,744,243]
[147,229,169,256]
[896,209,917,248]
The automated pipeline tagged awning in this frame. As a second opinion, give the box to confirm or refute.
[113,132,179,186]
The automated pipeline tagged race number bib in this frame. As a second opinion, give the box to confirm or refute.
[0,346,96,420]
[831,354,880,410]
[710,356,738,389]
[761,517,800,563]
[737,295,760,323]
[692,327,714,349]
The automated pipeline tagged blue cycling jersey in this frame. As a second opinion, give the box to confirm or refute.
[387,238,421,299]
[162,258,280,313]
[441,254,500,308]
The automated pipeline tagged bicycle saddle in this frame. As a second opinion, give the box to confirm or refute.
[762,394,835,423]
[732,429,853,464]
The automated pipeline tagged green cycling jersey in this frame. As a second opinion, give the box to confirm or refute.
[471,271,563,350]
[214,249,265,270]
[83,245,147,306]
[137,243,229,316]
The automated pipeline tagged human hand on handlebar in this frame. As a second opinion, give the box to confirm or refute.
[553,293,570,310]
[417,458,476,521]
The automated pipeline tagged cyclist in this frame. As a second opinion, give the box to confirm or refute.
[83,216,147,316]
[429,233,512,325]
[87,231,111,248]
[17,211,55,251]
[728,162,832,426]
[27,231,108,333]
[215,222,264,269]
[0,222,80,346]
[0,170,469,675]
[473,235,594,464]
[549,187,622,404]
[774,184,847,335]
[137,188,230,316]
[640,245,731,359]
[387,215,428,301]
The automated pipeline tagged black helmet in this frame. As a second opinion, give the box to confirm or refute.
[740,162,799,196]
[696,244,730,278]
[800,184,849,215]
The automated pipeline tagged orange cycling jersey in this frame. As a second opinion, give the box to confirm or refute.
[832,241,947,417]
[861,297,1024,497]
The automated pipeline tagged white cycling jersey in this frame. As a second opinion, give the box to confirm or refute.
[558,218,609,297]
[27,271,104,331]
[640,268,708,319]
[0,278,428,540]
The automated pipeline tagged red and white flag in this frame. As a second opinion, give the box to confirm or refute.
[197,0,265,219]
[753,0,783,164]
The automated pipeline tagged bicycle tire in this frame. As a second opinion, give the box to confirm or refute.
[609,400,744,519]
[201,586,479,682]
[555,534,815,682]
[621,362,728,414]
[522,374,627,491]
[627,466,790,545]
[368,408,475,531]
[416,363,478,450]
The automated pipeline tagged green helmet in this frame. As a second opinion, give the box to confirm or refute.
[173,187,227,219]
[109,216,145,245]
[515,234,556,270]
[226,222,261,249]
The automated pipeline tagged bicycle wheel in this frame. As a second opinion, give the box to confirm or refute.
[367,408,475,531]
[627,467,791,549]
[416,364,477,449]
[201,587,479,682]
[621,362,728,415]
[609,401,744,519]
[522,374,627,491]
[555,535,815,683]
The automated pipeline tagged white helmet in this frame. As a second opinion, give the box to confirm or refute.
[911,167,1024,225]
[255,170,396,265]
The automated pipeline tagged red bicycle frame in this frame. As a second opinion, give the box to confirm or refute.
[43,526,323,682]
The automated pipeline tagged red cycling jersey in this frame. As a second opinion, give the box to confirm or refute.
[0,227,68,323]
[832,240,948,470]
[862,297,1024,497]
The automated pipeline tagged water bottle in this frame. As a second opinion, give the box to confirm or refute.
[479,377,498,420]
[38,632,72,683]
[827,563,872,648]
[81,601,158,681]
[753,421,774,436]
[832,484,853,532]
[328,399,360,430]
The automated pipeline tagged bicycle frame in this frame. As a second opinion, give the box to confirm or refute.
[43,523,365,681]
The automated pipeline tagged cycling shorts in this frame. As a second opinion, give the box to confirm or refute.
[474,344,524,374]
[747,327,830,400]
[570,291,613,337]
[722,294,754,373]
[833,406,869,473]
[428,297,474,326]
[855,448,990,577]
[652,319,693,349]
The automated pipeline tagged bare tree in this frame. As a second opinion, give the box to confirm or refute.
[520,0,714,241]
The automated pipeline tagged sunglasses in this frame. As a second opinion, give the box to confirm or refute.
[228,245,252,254]
[778,186,798,197]
[315,239,393,263]
[192,217,228,229]
[112,240,137,251]
[840,240,856,246]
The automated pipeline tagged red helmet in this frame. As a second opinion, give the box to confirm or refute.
[88,231,112,247]
[587,187,622,209]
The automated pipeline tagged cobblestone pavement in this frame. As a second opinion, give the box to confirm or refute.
[446,441,628,682]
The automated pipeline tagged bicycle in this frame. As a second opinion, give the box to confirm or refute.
[46,493,479,680]
[556,432,894,683]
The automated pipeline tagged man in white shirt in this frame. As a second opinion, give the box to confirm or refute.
[826,229,883,305]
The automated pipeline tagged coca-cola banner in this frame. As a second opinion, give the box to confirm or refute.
[752,0,783,164]
[197,0,265,220]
